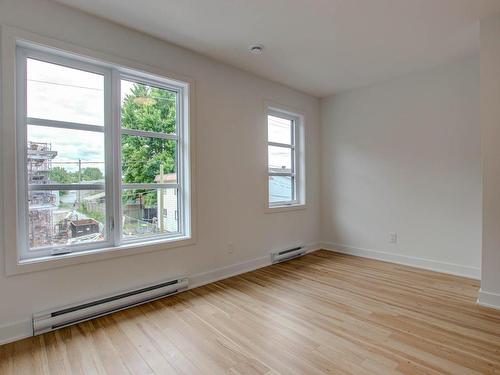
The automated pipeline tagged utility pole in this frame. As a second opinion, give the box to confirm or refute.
[159,164,164,232]
[78,159,82,207]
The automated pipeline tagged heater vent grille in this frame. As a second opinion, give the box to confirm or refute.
[272,246,306,263]
[33,278,188,335]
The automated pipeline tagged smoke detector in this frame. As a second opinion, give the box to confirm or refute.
[249,44,264,54]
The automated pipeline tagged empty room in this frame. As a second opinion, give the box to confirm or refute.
[1,0,500,374]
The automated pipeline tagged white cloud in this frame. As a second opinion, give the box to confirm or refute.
[27,58,106,172]
[27,58,104,126]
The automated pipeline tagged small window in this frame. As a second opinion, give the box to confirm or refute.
[17,45,190,260]
[267,109,303,207]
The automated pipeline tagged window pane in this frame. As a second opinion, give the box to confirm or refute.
[121,135,176,184]
[269,176,293,203]
[122,188,179,240]
[28,189,106,249]
[121,80,177,134]
[27,125,105,184]
[268,115,292,144]
[268,145,292,173]
[27,58,104,126]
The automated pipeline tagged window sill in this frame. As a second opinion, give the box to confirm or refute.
[265,204,306,214]
[7,235,195,276]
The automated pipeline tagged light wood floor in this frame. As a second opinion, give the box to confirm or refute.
[1,250,500,375]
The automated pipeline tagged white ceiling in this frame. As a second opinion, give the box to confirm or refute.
[53,0,500,97]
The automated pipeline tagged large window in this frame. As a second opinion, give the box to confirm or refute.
[16,45,190,260]
[267,109,303,207]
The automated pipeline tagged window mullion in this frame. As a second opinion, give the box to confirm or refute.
[122,183,179,190]
[268,141,294,149]
[176,91,183,236]
[28,184,105,191]
[17,46,30,257]
[292,120,296,202]
[291,119,296,201]
[27,117,105,133]
[268,172,295,177]
[110,69,122,246]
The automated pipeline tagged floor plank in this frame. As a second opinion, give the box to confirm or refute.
[1,250,499,375]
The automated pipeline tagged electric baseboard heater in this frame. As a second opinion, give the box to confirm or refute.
[271,246,306,264]
[33,277,188,335]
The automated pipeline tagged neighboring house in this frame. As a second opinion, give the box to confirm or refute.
[81,191,106,216]
[154,173,179,233]
[268,167,293,203]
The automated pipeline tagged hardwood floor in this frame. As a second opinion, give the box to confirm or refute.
[1,250,499,374]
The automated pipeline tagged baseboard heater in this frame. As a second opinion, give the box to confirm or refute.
[33,277,189,336]
[271,246,306,264]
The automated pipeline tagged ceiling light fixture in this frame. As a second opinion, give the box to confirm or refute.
[249,44,264,54]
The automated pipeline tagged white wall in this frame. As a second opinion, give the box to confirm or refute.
[320,57,482,277]
[0,0,320,341]
[479,14,500,308]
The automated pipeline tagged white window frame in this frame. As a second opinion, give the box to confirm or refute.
[17,46,114,258]
[266,106,306,211]
[1,27,196,275]
[115,73,185,246]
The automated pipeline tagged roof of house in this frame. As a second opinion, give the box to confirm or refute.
[154,173,177,183]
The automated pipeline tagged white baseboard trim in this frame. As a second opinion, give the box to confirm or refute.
[0,320,32,346]
[189,242,320,289]
[477,289,500,310]
[320,242,481,280]
[189,255,272,290]
[0,243,321,346]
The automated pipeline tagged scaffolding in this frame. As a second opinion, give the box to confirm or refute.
[27,141,58,248]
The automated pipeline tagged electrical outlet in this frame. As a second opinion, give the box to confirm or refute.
[227,243,235,254]
[389,232,398,244]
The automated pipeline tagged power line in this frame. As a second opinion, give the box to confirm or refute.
[28,79,102,91]
[52,161,104,164]
[29,79,177,103]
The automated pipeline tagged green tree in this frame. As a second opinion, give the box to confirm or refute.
[121,83,177,208]
[81,167,103,181]
[50,166,76,184]
[50,166,104,184]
